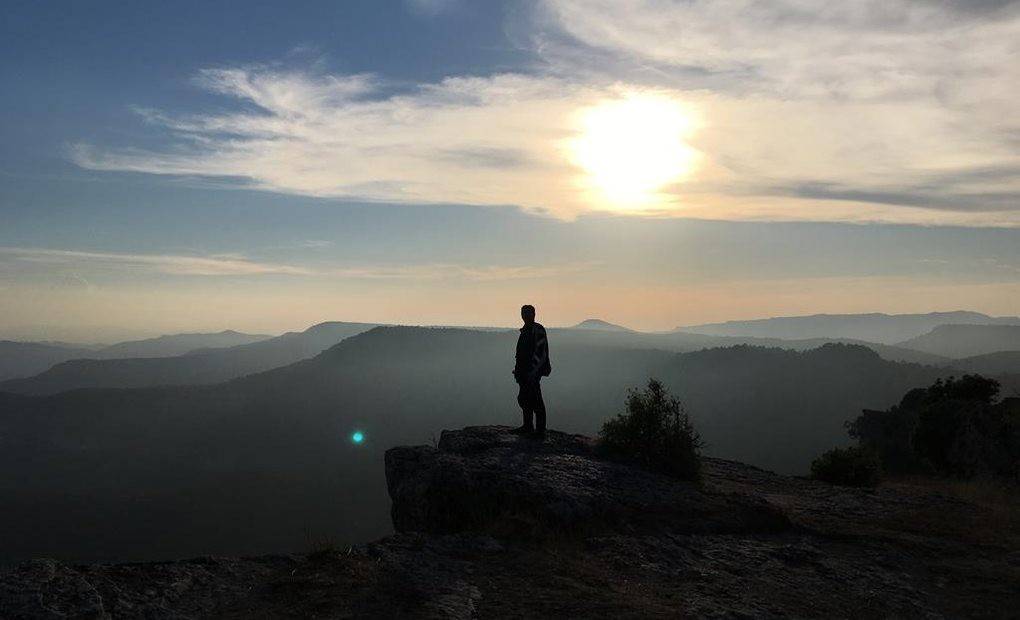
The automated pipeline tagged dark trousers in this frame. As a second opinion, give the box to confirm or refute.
[517,379,546,432]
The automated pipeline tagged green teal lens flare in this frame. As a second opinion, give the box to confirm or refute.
[351,431,365,444]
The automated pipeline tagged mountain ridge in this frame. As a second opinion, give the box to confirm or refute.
[0,341,98,382]
[2,322,951,395]
[0,321,379,395]
[896,324,1020,358]
[94,329,272,359]
[678,311,1020,345]
[569,318,633,332]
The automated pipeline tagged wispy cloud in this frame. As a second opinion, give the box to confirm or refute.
[69,1,1020,226]
[330,261,598,281]
[536,0,1019,100]
[0,247,594,282]
[0,247,311,276]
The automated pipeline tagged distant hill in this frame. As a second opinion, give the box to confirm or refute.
[93,330,272,359]
[898,324,1020,358]
[547,327,948,366]
[678,311,1020,345]
[950,350,1020,375]
[951,351,1020,377]
[0,341,97,382]
[0,326,953,564]
[0,332,269,383]
[0,321,378,395]
[569,319,633,332]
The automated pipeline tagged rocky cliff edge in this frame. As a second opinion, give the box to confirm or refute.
[3,426,1018,618]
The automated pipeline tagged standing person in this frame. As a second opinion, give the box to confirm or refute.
[512,304,551,436]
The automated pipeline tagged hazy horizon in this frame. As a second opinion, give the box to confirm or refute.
[6,306,1020,344]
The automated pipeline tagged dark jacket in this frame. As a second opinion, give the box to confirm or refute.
[514,322,551,382]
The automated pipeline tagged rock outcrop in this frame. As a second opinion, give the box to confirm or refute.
[3,425,1018,618]
[386,426,789,535]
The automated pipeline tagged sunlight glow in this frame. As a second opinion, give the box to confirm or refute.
[569,93,700,210]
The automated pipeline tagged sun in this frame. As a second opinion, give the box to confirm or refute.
[569,92,700,210]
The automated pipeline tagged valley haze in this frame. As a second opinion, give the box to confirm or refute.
[2,310,1020,567]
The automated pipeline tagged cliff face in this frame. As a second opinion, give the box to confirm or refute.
[3,426,1018,618]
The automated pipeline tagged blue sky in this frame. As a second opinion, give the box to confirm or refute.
[2,1,1019,340]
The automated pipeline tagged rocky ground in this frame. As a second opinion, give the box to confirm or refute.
[3,426,1018,618]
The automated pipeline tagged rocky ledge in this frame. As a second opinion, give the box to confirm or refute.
[386,425,789,536]
[3,426,1019,618]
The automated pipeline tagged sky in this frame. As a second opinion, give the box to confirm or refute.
[2,0,1019,340]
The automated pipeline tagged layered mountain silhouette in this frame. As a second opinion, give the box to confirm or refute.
[896,324,1020,358]
[1,322,948,395]
[0,330,270,382]
[570,318,633,332]
[0,325,970,564]
[0,341,98,382]
[0,322,378,394]
[952,351,1020,377]
[12,310,1017,395]
[91,330,271,359]
[549,327,948,365]
[679,311,1020,344]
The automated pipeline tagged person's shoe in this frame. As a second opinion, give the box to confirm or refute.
[510,425,534,435]
[530,428,546,439]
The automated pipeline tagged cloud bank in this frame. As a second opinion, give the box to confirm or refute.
[72,71,602,217]
[71,0,1020,226]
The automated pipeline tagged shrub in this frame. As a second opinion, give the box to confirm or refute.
[914,399,1002,477]
[923,374,1000,404]
[811,446,882,487]
[598,379,702,481]
[848,406,922,474]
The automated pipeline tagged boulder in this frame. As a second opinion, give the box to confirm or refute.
[385,425,790,536]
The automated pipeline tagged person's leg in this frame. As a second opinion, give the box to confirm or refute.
[515,382,535,432]
[532,380,546,434]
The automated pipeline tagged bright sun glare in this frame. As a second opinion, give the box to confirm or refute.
[570,93,699,210]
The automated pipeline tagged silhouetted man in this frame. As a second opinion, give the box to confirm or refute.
[512,304,551,436]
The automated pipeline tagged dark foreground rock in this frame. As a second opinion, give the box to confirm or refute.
[3,426,1019,618]
[386,425,789,536]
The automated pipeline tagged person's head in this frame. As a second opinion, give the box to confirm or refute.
[521,304,536,324]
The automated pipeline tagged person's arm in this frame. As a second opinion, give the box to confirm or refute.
[529,326,548,380]
[513,331,523,380]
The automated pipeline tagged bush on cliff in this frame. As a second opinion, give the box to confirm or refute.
[598,379,703,481]
[811,446,882,487]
